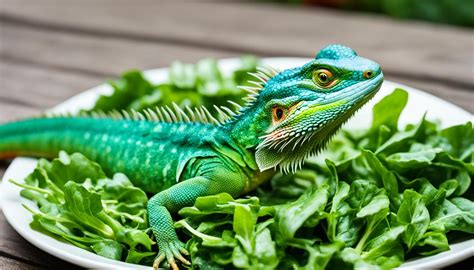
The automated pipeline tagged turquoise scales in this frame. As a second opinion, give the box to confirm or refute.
[0,44,384,269]
[1,116,258,193]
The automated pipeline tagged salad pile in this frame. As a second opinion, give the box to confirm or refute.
[12,58,473,269]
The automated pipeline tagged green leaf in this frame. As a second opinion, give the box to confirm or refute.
[87,56,258,114]
[195,193,235,211]
[92,70,156,112]
[354,193,390,253]
[363,226,405,259]
[195,58,226,96]
[254,228,278,268]
[97,173,148,227]
[327,182,350,242]
[232,245,249,268]
[357,195,390,218]
[397,190,430,249]
[331,182,350,214]
[439,179,459,198]
[371,88,408,132]
[453,171,471,197]
[63,182,115,239]
[414,231,449,256]
[399,178,444,206]
[275,187,329,240]
[15,152,155,265]
[116,228,154,251]
[429,197,474,233]
[125,249,155,264]
[375,115,428,156]
[335,180,382,247]
[361,150,400,206]
[28,152,106,188]
[439,122,474,160]
[91,240,123,260]
[293,241,344,269]
[386,148,440,173]
[233,204,256,252]
[169,61,197,89]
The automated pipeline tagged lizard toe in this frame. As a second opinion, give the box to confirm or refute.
[170,261,179,270]
[170,242,190,265]
[153,254,165,270]
[155,239,190,269]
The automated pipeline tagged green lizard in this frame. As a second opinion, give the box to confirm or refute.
[0,44,383,269]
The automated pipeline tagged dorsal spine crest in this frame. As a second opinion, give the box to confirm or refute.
[43,65,281,127]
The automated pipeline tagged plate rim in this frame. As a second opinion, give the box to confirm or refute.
[1,57,473,269]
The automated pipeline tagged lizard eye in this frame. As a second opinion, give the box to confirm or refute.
[363,70,374,79]
[272,107,285,122]
[313,69,334,87]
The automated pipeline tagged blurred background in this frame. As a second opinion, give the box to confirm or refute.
[269,0,474,27]
[0,0,473,268]
[0,0,473,123]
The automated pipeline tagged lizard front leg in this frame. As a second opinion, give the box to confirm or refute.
[148,169,246,269]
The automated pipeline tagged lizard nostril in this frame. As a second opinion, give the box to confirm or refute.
[363,70,374,79]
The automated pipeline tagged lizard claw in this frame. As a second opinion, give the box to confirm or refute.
[153,240,190,269]
[153,254,165,270]
[179,247,189,256]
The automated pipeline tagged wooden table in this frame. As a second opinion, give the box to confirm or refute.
[0,1,472,269]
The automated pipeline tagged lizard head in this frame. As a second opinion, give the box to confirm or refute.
[230,44,383,173]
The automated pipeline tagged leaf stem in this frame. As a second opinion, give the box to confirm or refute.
[9,179,53,196]
[175,220,221,242]
[355,219,374,254]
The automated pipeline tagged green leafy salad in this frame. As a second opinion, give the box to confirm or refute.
[11,58,474,269]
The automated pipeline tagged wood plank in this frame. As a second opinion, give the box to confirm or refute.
[0,22,472,113]
[0,0,473,89]
[0,60,471,117]
[0,256,42,270]
[0,23,237,76]
[0,102,41,124]
[0,212,83,269]
[0,164,5,179]
[0,22,238,123]
[0,60,104,122]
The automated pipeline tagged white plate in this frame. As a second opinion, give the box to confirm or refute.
[1,58,473,269]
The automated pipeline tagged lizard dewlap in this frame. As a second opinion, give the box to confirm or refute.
[0,44,383,269]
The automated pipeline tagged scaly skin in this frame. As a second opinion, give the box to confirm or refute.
[0,45,383,269]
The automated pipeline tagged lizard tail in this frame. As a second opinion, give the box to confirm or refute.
[0,117,107,160]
